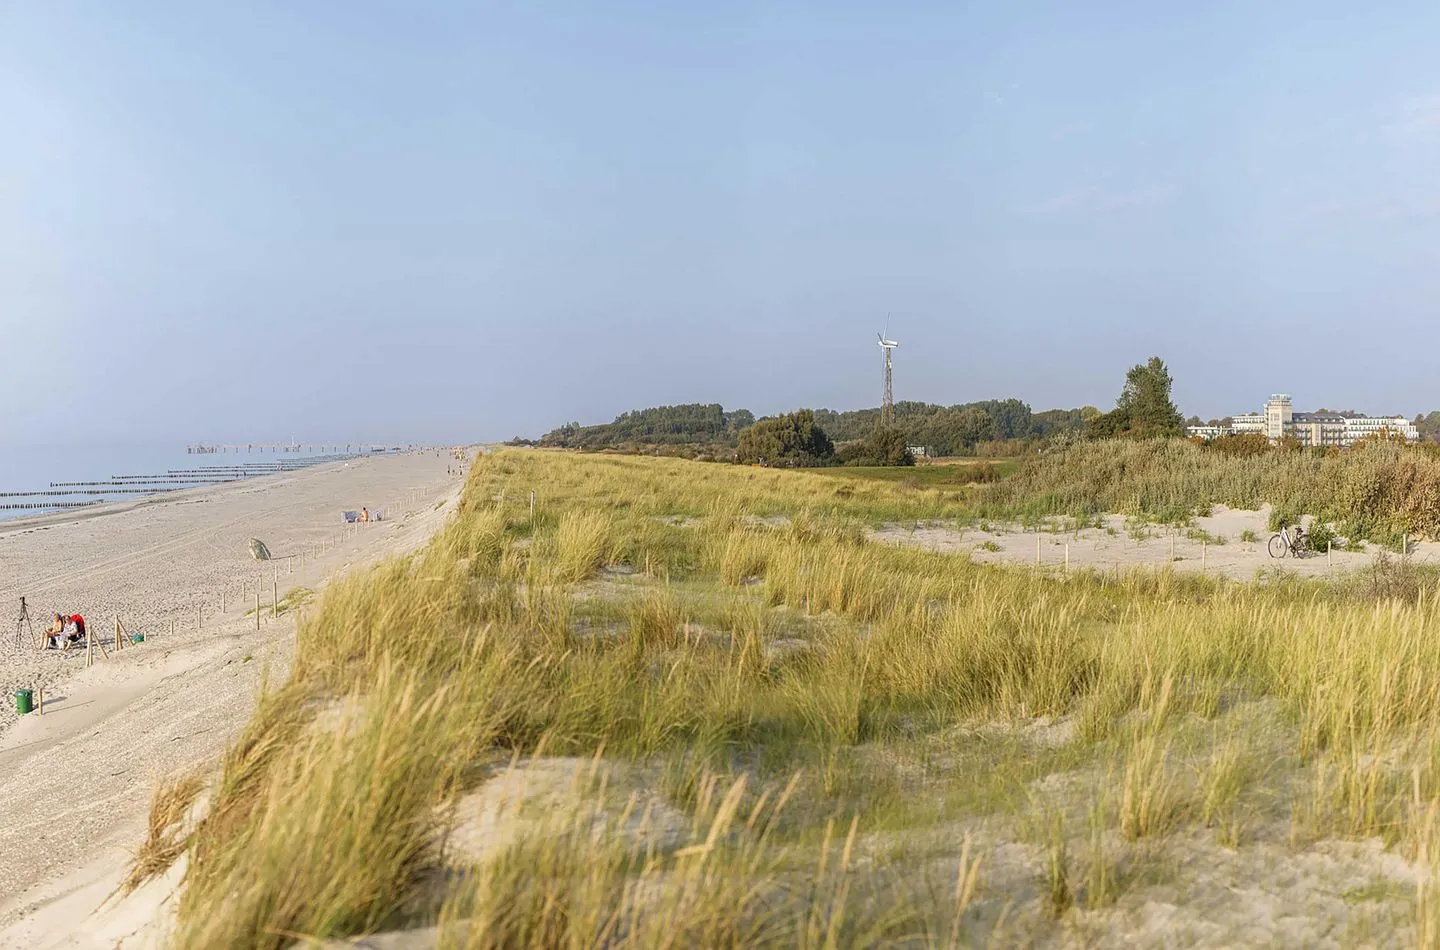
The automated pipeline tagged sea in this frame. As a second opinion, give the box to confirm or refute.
[0,443,349,522]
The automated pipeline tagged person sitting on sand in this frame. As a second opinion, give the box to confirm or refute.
[66,613,86,649]
[39,612,84,650]
[40,613,64,650]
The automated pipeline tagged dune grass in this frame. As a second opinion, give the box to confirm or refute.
[980,437,1440,543]
[146,449,1440,947]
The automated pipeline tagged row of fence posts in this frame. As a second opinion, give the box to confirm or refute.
[21,480,447,712]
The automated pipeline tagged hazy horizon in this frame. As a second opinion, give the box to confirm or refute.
[6,1,1440,445]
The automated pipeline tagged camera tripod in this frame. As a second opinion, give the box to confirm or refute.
[14,596,35,651]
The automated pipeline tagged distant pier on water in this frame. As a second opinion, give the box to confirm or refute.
[186,443,415,455]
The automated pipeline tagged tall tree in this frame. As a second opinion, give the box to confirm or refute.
[1087,356,1184,439]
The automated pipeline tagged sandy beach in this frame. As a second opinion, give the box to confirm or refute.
[0,451,463,946]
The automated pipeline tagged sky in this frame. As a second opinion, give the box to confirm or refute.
[4,1,1440,445]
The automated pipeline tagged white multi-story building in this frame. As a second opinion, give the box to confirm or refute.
[1187,394,1418,446]
[1229,412,1265,436]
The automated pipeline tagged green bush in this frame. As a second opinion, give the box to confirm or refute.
[1306,522,1339,553]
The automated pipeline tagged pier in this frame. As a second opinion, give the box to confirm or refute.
[186,443,413,454]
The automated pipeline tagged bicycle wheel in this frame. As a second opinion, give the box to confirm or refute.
[1292,536,1311,558]
[1268,534,1288,558]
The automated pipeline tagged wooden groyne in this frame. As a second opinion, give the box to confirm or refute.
[51,479,242,488]
[0,501,101,511]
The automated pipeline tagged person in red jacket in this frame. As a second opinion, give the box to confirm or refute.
[68,614,86,648]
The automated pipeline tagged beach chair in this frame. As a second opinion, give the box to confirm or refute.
[343,510,359,523]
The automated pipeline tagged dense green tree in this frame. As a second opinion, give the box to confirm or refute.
[735,410,835,467]
[839,425,914,466]
[1415,412,1440,443]
[1031,408,1092,439]
[1087,357,1184,439]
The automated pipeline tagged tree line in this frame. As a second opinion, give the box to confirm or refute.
[527,356,1197,467]
[536,398,1095,458]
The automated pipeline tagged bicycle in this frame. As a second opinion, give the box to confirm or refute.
[1268,524,1311,559]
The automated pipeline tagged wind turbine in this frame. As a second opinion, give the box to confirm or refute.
[877,319,899,426]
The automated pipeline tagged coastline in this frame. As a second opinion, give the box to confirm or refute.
[0,450,465,945]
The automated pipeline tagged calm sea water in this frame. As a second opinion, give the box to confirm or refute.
[0,443,344,521]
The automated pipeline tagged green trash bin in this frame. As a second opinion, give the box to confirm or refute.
[15,689,33,715]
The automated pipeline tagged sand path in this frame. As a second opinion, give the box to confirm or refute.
[0,451,464,946]
[871,505,1439,581]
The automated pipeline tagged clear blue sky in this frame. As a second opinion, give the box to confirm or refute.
[4,1,1439,444]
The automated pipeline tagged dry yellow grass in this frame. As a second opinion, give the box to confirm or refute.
[129,449,1440,947]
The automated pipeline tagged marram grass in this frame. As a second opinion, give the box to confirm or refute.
[137,448,1440,948]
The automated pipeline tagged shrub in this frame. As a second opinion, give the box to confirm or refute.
[735,410,835,467]
[1307,522,1339,554]
[838,425,915,467]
